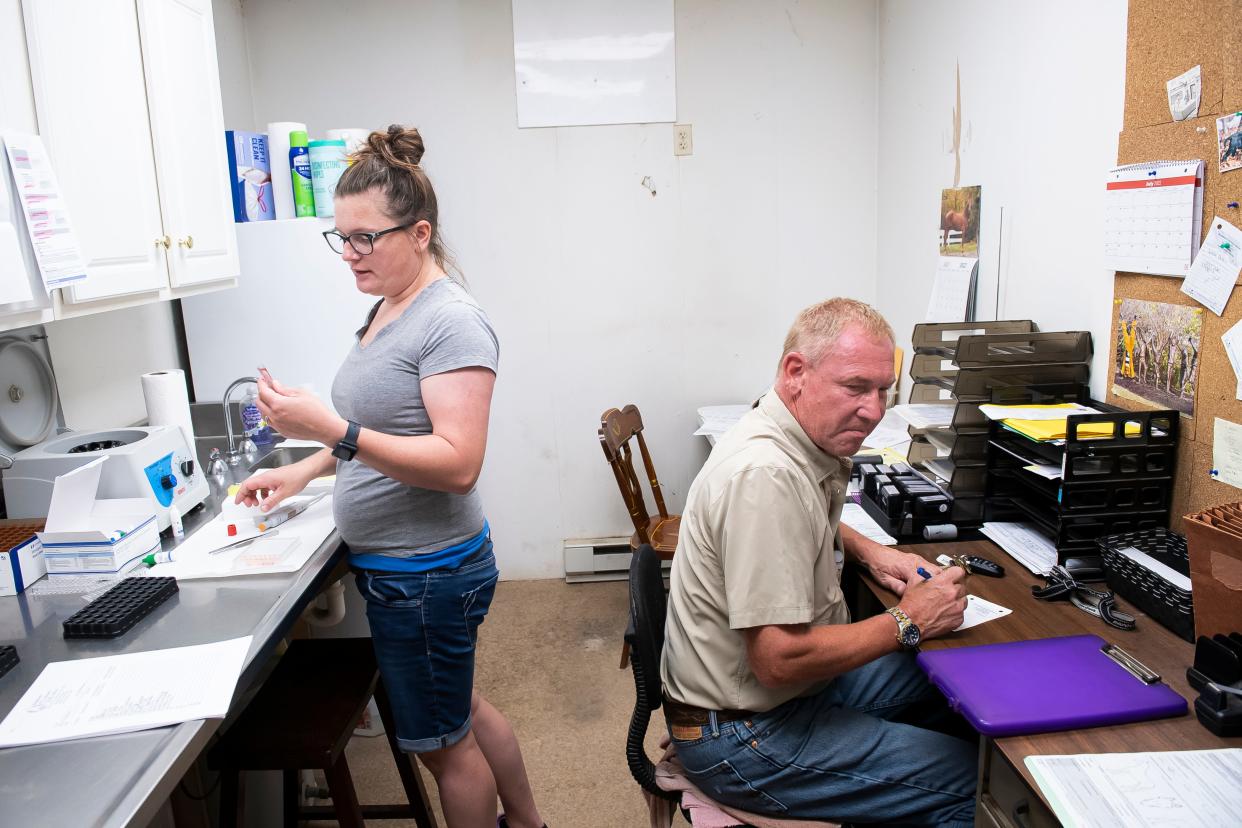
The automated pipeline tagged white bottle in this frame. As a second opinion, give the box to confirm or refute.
[169,504,185,539]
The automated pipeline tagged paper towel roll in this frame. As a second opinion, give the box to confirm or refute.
[267,121,306,220]
[142,370,194,451]
[327,128,372,159]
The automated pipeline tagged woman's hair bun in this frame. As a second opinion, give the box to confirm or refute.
[366,124,425,168]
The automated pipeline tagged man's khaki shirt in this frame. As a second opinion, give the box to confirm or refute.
[661,390,852,712]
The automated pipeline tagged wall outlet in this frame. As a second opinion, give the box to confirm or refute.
[673,124,693,156]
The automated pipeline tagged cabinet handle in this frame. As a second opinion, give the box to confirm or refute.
[155,235,171,249]
[178,235,194,250]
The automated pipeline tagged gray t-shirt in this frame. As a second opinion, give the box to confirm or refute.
[330,277,499,557]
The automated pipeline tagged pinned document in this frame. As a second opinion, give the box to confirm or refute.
[1104,160,1204,277]
[926,256,978,322]
[1212,418,1242,490]
[1,132,87,290]
[1222,317,1242,400]
[1181,216,1242,315]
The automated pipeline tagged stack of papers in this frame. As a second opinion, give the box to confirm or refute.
[693,405,751,440]
[860,409,912,451]
[978,403,1099,421]
[841,502,896,546]
[892,404,956,430]
[980,521,1058,575]
[1027,749,1242,828]
[982,403,1137,443]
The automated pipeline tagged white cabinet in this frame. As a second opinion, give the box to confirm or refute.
[21,0,237,311]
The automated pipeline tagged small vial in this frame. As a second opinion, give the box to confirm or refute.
[169,505,185,540]
[227,523,238,537]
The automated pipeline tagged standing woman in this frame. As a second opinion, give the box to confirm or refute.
[236,125,545,828]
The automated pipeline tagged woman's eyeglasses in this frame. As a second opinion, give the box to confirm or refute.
[322,222,413,255]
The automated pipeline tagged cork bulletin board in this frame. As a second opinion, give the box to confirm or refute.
[1107,0,1242,528]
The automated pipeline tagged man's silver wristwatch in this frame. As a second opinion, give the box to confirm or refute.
[886,606,921,649]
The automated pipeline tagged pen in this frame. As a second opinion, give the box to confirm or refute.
[916,566,933,580]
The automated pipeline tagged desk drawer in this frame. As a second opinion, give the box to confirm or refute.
[978,741,1059,828]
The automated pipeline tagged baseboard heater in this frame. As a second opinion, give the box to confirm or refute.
[563,536,672,583]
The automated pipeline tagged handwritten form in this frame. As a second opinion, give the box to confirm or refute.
[0,637,251,748]
[1181,216,1242,315]
[1212,418,1242,490]
[1027,749,1242,828]
[2,132,87,290]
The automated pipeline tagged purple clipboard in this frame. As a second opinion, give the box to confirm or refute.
[916,634,1187,736]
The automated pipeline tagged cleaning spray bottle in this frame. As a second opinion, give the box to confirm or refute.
[289,130,315,217]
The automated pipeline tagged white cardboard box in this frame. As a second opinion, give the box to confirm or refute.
[36,457,159,578]
[0,528,45,596]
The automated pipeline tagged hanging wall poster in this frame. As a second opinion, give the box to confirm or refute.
[939,186,981,256]
[1112,299,1202,417]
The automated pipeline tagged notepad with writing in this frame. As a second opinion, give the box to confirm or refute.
[916,634,1187,736]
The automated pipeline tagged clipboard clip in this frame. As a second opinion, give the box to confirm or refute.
[1102,643,1160,685]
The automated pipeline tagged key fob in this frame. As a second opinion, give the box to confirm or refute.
[966,555,1005,577]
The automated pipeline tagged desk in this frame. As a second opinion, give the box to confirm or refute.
[0,468,348,827]
[862,539,1242,827]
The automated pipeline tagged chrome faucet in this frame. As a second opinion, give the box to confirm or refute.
[222,376,259,465]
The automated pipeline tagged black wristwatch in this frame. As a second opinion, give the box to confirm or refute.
[332,420,361,461]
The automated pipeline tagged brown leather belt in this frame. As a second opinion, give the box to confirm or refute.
[663,698,757,728]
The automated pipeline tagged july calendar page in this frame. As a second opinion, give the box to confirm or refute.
[1103,160,1204,277]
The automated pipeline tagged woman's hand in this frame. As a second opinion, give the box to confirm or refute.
[234,463,314,513]
[256,375,345,444]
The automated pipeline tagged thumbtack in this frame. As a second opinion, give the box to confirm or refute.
[1229,202,1240,209]
[1224,242,1233,250]
[1211,469,1219,477]
[1148,170,1157,176]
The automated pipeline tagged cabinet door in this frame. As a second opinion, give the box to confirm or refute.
[22,0,169,303]
[138,0,239,288]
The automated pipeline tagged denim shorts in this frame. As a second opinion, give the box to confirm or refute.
[354,541,499,753]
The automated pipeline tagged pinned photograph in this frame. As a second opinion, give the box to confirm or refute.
[1219,112,1242,174]
[939,186,981,256]
[1112,299,1202,416]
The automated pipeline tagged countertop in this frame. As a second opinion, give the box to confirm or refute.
[0,438,344,828]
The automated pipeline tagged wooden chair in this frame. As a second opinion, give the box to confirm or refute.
[599,405,680,560]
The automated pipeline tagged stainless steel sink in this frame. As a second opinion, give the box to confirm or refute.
[247,444,324,472]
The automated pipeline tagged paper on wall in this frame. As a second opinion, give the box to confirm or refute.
[1222,317,1242,400]
[1166,65,1201,121]
[1212,418,1242,490]
[1181,216,1242,315]
[1,132,86,290]
[0,146,34,305]
[926,256,978,322]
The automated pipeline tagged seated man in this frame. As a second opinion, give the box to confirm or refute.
[661,298,975,826]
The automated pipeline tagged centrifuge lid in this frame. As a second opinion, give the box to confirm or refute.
[0,338,58,447]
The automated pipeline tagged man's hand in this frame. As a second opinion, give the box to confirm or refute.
[897,566,967,640]
[856,544,929,595]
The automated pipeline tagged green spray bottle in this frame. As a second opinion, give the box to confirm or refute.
[289,130,315,217]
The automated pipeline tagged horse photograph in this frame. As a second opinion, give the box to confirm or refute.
[939,185,981,256]
[1218,112,1242,173]
[1111,299,1203,417]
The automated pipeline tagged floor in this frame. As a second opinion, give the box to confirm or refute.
[320,578,668,828]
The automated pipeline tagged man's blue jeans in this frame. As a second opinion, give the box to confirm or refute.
[669,652,977,826]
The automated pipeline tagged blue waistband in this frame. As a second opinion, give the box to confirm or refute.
[349,521,490,573]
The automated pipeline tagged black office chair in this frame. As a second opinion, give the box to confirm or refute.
[624,543,676,801]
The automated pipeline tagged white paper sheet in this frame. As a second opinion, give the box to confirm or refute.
[926,256,978,322]
[1221,317,1242,400]
[0,156,34,304]
[1022,463,1064,480]
[693,404,751,439]
[0,636,252,748]
[979,522,1057,575]
[978,404,1100,421]
[955,594,1012,630]
[1115,545,1192,592]
[841,502,896,546]
[1212,417,1242,491]
[892,404,957,429]
[1167,65,1202,121]
[1026,749,1242,828]
[861,409,911,451]
[2,132,87,289]
[1181,216,1242,315]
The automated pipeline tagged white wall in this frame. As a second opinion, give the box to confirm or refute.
[876,0,1129,399]
[0,0,187,430]
[228,0,881,578]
